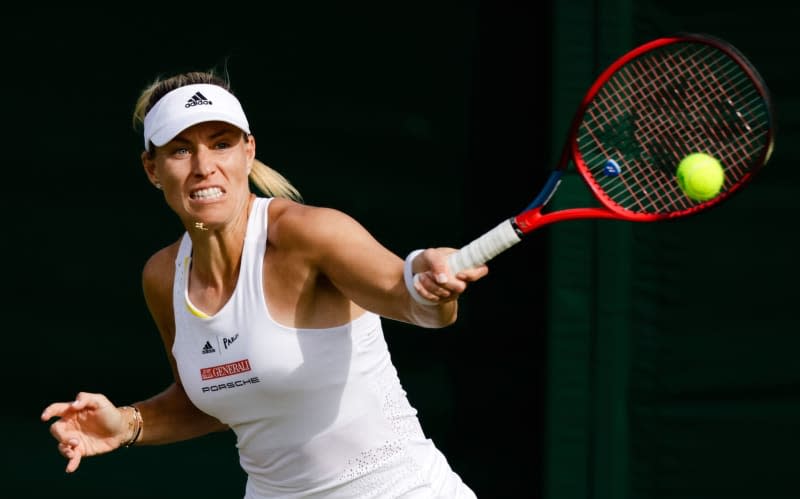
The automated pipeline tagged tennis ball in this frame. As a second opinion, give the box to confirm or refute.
[676,153,725,201]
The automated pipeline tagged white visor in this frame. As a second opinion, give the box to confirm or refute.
[143,83,251,151]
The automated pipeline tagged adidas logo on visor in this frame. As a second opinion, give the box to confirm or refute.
[185,92,212,108]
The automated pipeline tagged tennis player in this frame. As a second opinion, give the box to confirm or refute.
[40,70,486,498]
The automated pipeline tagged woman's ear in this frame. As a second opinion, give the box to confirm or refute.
[141,150,161,189]
[246,134,256,174]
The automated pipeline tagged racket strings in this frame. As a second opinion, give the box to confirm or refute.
[577,41,771,215]
[624,52,747,211]
[599,47,763,207]
[590,45,768,212]
[657,49,764,179]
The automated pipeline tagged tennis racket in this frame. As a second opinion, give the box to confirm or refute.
[411,33,774,300]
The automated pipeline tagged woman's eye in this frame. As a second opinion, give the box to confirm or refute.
[215,141,231,150]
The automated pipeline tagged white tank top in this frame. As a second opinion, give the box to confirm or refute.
[172,197,476,499]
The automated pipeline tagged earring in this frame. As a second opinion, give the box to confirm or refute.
[155,182,162,190]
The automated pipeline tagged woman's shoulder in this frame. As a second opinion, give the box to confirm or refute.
[142,239,181,288]
[141,241,180,340]
[267,198,356,248]
[144,239,181,268]
[266,197,315,222]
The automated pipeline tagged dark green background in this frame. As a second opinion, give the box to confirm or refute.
[7,2,798,498]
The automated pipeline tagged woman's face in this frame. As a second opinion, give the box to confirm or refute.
[142,121,255,230]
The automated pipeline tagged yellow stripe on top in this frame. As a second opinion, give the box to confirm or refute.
[183,256,210,319]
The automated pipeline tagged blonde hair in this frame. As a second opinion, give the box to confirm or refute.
[132,70,302,202]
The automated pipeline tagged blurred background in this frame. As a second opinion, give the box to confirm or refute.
[7,2,798,498]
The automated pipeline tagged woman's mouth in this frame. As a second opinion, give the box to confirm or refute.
[190,187,224,200]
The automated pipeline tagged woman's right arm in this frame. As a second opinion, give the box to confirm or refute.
[41,245,226,473]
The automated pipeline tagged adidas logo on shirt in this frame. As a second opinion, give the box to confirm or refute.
[202,341,216,354]
[185,92,212,108]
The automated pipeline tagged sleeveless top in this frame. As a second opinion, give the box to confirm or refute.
[171,197,477,498]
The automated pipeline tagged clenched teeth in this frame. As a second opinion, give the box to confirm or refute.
[191,187,224,199]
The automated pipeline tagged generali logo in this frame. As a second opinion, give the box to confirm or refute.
[200,359,252,381]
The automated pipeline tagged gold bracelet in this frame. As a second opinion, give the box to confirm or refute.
[121,405,143,448]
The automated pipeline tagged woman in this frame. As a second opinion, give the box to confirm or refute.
[41,71,487,498]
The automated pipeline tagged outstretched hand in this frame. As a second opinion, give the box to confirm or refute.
[41,392,129,473]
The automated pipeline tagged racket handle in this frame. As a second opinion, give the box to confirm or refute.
[446,218,522,273]
[407,219,521,305]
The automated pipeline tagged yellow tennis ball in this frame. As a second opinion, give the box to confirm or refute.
[676,153,725,201]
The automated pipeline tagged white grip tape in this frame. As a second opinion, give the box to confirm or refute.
[447,219,521,273]
[406,219,521,306]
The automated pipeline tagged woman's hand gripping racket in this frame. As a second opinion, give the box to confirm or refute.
[408,33,774,305]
